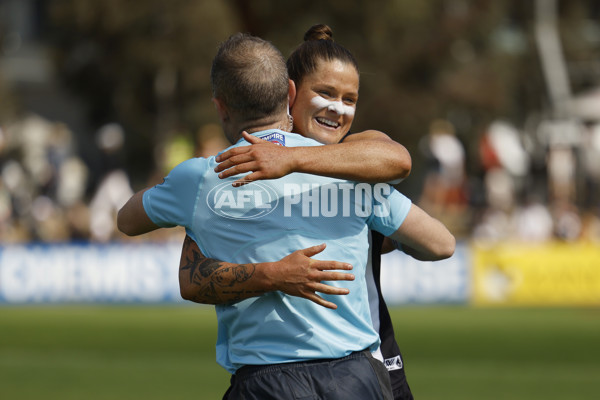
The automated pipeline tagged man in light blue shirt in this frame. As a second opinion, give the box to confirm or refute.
[141,128,411,374]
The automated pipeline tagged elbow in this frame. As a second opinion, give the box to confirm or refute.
[116,210,134,236]
[179,283,201,303]
[179,283,216,304]
[397,157,411,180]
[435,234,456,260]
[399,149,412,178]
[388,150,412,183]
[179,285,194,302]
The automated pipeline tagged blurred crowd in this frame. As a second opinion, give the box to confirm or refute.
[1,0,598,245]
[0,113,228,244]
[1,112,600,244]
[417,118,600,243]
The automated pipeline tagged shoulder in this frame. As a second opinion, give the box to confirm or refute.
[285,132,323,147]
[172,157,211,174]
[158,157,212,189]
[253,129,323,148]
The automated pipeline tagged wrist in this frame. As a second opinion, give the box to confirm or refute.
[287,147,302,174]
[255,262,277,292]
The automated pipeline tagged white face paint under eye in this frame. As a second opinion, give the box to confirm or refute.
[310,96,355,117]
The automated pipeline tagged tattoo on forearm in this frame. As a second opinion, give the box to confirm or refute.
[180,236,260,303]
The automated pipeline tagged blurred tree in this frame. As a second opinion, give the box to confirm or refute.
[46,0,238,185]
[42,0,600,199]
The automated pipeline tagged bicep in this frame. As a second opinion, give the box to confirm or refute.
[342,130,393,143]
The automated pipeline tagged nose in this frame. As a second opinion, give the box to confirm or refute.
[327,102,344,115]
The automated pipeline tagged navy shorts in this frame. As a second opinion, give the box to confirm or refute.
[223,350,393,400]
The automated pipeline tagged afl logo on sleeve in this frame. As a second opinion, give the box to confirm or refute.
[259,132,286,146]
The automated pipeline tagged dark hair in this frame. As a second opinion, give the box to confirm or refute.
[210,33,289,121]
[287,24,359,85]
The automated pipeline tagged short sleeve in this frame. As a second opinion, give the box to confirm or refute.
[142,158,207,228]
[366,184,412,236]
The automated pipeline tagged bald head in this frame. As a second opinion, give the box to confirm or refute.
[210,33,289,123]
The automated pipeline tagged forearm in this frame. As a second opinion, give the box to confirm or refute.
[388,204,456,261]
[381,236,447,259]
[179,236,274,304]
[293,133,411,183]
[179,236,354,308]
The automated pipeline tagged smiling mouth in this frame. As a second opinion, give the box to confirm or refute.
[315,117,340,129]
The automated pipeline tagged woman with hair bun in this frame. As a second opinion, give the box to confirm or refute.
[288,24,415,400]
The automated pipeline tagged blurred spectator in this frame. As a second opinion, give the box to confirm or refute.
[580,212,600,242]
[581,123,600,210]
[552,200,583,241]
[0,114,90,242]
[472,208,512,241]
[484,167,515,212]
[486,121,530,179]
[479,120,530,211]
[512,196,554,242]
[547,143,576,203]
[88,123,133,242]
[418,119,469,235]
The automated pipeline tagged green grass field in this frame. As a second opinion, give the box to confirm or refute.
[1,305,599,399]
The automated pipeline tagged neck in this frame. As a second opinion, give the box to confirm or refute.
[225,113,291,143]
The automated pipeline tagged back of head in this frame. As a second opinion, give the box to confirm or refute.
[211,33,289,122]
[287,24,359,85]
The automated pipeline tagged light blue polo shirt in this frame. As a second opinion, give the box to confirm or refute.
[143,129,412,373]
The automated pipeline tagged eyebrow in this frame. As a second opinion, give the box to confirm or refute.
[314,84,358,99]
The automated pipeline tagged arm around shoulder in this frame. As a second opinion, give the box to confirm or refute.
[214,130,411,184]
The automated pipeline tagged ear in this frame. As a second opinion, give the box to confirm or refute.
[212,98,229,122]
[287,79,297,110]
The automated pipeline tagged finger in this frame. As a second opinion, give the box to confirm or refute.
[304,293,338,310]
[312,283,350,295]
[215,153,254,173]
[218,162,258,179]
[243,131,268,144]
[311,261,353,271]
[317,271,355,282]
[215,146,250,163]
[299,243,326,257]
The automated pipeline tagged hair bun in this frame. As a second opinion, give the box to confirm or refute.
[304,24,333,42]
